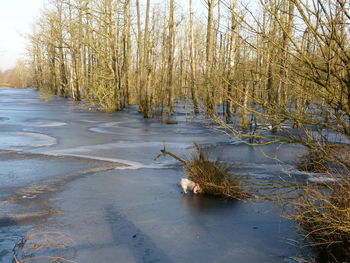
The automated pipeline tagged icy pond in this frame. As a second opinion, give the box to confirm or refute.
[0,87,313,262]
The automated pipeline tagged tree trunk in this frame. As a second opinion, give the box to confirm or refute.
[226,0,238,122]
[167,0,175,116]
[206,0,215,112]
[143,0,152,118]
[136,0,143,112]
[106,0,120,111]
[277,0,294,107]
[189,0,199,113]
[123,0,131,105]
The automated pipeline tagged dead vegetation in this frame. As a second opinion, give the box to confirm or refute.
[283,142,350,262]
[156,143,249,199]
[289,173,350,263]
[156,141,350,262]
[184,143,250,199]
[13,230,76,263]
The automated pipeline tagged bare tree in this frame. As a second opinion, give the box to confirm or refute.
[167,0,175,116]
[122,0,132,106]
[225,0,238,122]
[189,0,199,113]
[205,0,215,112]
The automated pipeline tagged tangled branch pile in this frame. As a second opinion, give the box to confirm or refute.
[156,143,249,199]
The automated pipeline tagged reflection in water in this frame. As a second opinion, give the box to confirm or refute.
[181,194,238,215]
[105,205,175,263]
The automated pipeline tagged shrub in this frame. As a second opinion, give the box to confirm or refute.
[185,143,249,199]
[290,173,350,262]
[156,142,249,199]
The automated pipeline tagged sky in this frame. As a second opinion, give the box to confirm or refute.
[0,0,47,71]
[0,0,205,72]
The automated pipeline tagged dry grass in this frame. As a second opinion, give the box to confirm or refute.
[156,142,249,199]
[157,141,350,261]
[290,173,350,262]
[185,143,250,199]
[293,144,350,262]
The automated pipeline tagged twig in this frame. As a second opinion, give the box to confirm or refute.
[154,143,187,165]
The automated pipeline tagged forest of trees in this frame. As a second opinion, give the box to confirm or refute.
[14,0,348,139]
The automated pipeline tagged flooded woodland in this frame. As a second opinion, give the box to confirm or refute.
[0,0,350,262]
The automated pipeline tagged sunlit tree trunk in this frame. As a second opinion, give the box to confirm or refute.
[55,1,69,98]
[277,0,294,107]
[143,0,152,118]
[226,0,238,122]
[106,0,120,110]
[167,0,175,116]
[189,0,199,113]
[205,0,215,112]
[122,0,132,105]
[136,0,143,112]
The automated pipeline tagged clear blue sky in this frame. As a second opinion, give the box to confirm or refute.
[0,0,205,71]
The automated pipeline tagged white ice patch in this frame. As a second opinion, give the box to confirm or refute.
[43,141,192,154]
[40,141,191,169]
[0,132,57,150]
[231,162,298,178]
[89,122,120,134]
[41,152,162,170]
[283,257,309,263]
[229,140,243,145]
[307,176,339,184]
[89,121,159,135]
[0,98,39,103]
[265,124,291,130]
[28,121,68,127]
[80,120,100,123]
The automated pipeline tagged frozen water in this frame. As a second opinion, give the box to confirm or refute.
[307,175,339,183]
[0,132,57,150]
[0,87,314,262]
[25,119,68,127]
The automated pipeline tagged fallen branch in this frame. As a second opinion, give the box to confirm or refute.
[155,143,187,165]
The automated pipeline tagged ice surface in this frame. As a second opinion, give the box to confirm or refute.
[0,132,57,150]
[0,87,315,262]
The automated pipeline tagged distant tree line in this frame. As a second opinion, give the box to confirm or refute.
[0,60,30,88]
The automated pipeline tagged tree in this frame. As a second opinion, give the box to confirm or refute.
[122,0,132,106]
[189,0,199,113]
[167,0,175,116]
[225,0,238,122]
[205,0,216,112]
